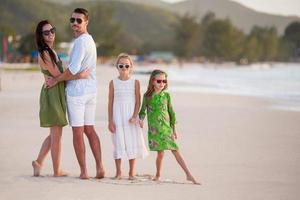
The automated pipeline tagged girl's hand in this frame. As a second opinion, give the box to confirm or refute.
[172,132,177,140]
[108,122,116,133]
[129,117,138,124]
[139,120,144,128]
[77,69,90,79]
[45,76,58,88]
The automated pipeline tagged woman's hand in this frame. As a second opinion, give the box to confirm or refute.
[108,122,116,133]
[77,69,90,79]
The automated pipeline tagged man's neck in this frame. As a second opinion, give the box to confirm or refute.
[74,30,88,38]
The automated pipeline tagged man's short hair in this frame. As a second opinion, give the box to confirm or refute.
[73,8,89,20]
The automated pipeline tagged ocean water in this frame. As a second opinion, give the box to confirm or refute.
[136,63,300,111]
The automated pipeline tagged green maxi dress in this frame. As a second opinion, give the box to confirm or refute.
[39,57,68,127]
[139,91,178,151]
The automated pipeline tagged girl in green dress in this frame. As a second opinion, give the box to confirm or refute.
[139,69,200,184]
[32,20,88,177]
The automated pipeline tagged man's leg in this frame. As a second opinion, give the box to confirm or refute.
[73,126,89,179]
[84,125,105,178]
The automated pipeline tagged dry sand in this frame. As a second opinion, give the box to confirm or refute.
[0,66,300,200]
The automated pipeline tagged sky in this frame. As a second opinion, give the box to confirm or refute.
[162,0,300,17]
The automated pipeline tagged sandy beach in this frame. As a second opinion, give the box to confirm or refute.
[0,66,300,200]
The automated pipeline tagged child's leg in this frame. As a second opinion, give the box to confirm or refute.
[153,151,164,181]
[114,159,122,179]
[128,159,136,180]
[171,150,200,184]
[32,133,51,176]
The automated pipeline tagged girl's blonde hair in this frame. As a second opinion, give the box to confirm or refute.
[115,53,134,74]
[144,69,168,98]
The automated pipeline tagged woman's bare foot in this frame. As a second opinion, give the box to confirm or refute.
[32,160,41,177]
[187,175,201,185]
[79,173,90,180]
[95,169,105,179]
[152,176,160,181]
[54,170,69,177]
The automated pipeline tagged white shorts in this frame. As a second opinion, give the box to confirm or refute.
[66,93,97,127]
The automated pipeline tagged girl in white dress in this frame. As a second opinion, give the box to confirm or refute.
[108,53,148,180]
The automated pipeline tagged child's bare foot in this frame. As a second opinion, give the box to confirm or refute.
[152,176,160,181]
[187,175,201,185]
[95,169,105,179]
[32,160,41,177]
[79,173,90,180]
[54,171,69,177]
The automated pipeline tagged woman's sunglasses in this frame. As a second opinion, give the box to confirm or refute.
[70,17,83,24]
[42,27,56,36]
[155,79,167,84]
[118,64,130,69]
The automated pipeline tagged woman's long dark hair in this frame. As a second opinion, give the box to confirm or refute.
[35,20,57,67]
[144,69,168,98]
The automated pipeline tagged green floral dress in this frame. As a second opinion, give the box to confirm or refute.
[39,58,68,127]
[139,91,178,151]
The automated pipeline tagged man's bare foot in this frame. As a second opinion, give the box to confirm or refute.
[128,175,137,180]
[54,171,69,177]
[79,173,90,180]
[114,174,122,180]
[152,176,160,181]
[32,160,41,177]
[187,175,201,185]
[95,169,105,179]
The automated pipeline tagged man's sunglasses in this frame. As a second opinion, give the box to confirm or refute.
[118,64,130,69]
[70,17,83,24]
[42,27,56,36]
[155,79,167,84]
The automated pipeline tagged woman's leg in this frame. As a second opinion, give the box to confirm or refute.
[153,151,164,181]
[115,159,122,179]
[50,126,67,177]
[129,159,136,180]
[32,133,51,176]
[171,150,200,184]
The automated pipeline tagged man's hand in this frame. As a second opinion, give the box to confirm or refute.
[45,77,58,88]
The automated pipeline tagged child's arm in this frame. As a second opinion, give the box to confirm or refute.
[108,80,116,133]
[129,80,141,123]
[138,95,147,128]
[167,93,177,139]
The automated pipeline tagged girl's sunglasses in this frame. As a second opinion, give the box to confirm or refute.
[70,17,83,24]
[156,79,167,84]
[42,27,56,36]
[118,64,130,69]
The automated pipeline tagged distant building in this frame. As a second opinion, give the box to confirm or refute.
[148,51,175,64]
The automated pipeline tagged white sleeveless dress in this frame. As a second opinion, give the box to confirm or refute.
[112,77,148,160]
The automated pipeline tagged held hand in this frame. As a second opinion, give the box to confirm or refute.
[45,77,58,88]
[172,132,177,140]
[129,117,138,124]
[78,69,90,79]
[139,120,144,128]
[108,122,116,133]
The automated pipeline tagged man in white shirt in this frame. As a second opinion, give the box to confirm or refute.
[47,8,105,179]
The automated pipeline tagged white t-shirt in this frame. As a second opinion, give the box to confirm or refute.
[66,33,97,96]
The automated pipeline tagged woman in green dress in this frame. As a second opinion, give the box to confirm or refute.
[139,69,200,184]
[32,20,88,177]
